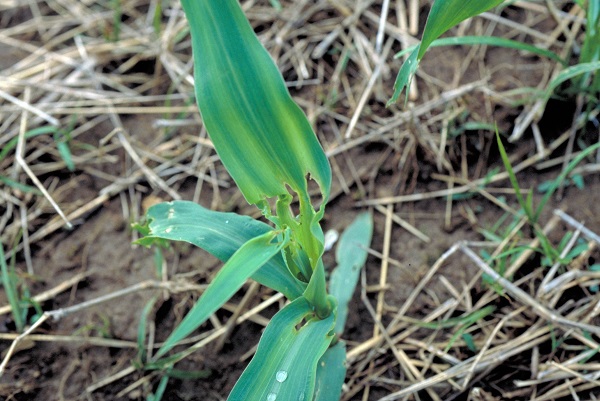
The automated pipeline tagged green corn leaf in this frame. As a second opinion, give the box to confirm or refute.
[389,0,505,105]
[303,260,333,319]
[329,212,373,336]
[313,341,347,401]
[139,201,306,300]
[419,0,506,59]
[227,297,335,401]
[155,227,289,358]
[180,0,331,207]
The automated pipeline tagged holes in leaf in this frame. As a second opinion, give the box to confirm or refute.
[294,316,309,332]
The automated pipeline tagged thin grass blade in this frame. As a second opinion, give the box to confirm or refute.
[579,0,600,91]
[387,46,420,106]
[0,243,24,332]
[543,61,600,100]
[495,130,531,220]
[55,139,75,172]
[0,126,58,163]
[534,141,600,221]
[137,296,158,363]
[0,176,41,194]
[394,36,566,66]
[147,375,169,401]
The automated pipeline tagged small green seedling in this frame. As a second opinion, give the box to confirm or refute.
[390,1,600,106]
[0,243,25,333]
[388,0,505,106]
[138,1,373,400]
[496,129,600,225]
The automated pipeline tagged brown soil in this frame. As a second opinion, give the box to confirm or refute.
[1,1,599,401]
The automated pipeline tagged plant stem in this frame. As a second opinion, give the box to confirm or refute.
[298,192,322,269]
[304,259,331,319]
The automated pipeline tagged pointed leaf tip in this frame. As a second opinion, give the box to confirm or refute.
[181,0,331,206]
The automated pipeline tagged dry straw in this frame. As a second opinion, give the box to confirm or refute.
[1,1,599,400]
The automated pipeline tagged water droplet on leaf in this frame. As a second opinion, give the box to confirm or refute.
[267,393,277,401]
[165,227,172,233]
[275,370,288,383]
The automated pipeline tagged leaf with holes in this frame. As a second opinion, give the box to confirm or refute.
[139,201,306,300]
[227,296,336,401]
[181,0,331,207]
[151,225,290,358]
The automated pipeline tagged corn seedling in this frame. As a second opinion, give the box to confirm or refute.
[391,1,600,106]
[138,1,372,400]
[388,0,505,105]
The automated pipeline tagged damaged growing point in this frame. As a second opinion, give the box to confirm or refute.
[137,1,372,400]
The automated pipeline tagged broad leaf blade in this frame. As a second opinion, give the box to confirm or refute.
[140,201,306,300]
[329,212,373,336]
[181,0,331,205]
[313,341,347,401]
[155,228,288,358]
[228,297,335,401]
